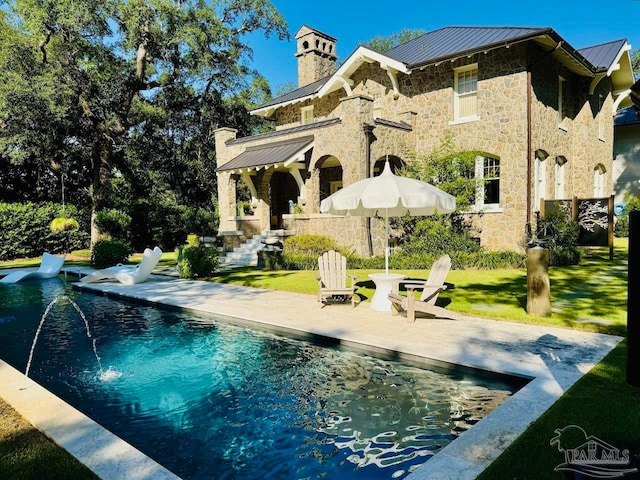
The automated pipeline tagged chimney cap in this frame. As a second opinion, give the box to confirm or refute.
[295,25,337,42]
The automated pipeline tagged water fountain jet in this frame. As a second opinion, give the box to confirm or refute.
[25,295,114,380]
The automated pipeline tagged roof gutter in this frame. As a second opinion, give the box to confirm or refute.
[525,40,564,236]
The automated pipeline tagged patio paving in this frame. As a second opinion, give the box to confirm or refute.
[0,272,623,479]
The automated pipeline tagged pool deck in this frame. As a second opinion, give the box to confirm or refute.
[0,270,623,480]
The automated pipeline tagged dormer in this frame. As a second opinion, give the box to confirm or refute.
[295,25,337,87]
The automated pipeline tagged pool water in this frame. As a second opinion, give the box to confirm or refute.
[0,279,521,479]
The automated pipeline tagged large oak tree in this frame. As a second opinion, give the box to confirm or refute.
[0,0,286,242]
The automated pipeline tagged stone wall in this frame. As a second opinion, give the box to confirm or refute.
[215,41,615,254]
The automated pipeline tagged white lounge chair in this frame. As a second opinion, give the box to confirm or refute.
[0,252,66,284]
[388,255,461,322]
[81,247,162,285]
[315,250,357,307]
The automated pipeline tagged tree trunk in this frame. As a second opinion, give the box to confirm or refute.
[90,128,113,245]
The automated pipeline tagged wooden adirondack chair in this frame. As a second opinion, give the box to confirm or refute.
[388,254,461,322]
[315,250,357,307]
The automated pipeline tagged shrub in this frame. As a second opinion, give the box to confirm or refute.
[95,209,132,242]
[0,202,90,260]
[179,244,219,279]
[282,235,342,270]
[534,208,581,266]
[90,239,131,268]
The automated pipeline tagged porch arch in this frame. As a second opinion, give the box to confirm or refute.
[317,155,343,203]
[372,155,404,176]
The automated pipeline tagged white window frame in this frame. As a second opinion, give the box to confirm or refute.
[558,76,567,130]
[474,155,500,211]
[301,105,314,125]
[593,165,606,197]
[554,157,566,199]
[451,64,479,124]
[533,156,547,211]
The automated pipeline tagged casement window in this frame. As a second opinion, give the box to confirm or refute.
[475,155,500,209]
[301,105,314,125]
[554,156,567,199]
[593,164,606,197]
[533,149,551,208]
[558,76,567,129]
[453,64,479,123]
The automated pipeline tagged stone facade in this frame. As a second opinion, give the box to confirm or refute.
[295,26,337,88]
[215,28,621,256]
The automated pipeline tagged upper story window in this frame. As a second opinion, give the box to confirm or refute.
[593,164,606,197]
[452,64,479,124]
[554,156,567,199]
[301,105,314,125]
[598,93,606,141]
[475,155,500,209]
[558,76,567,130]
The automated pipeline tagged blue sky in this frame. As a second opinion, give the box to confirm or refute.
[247,0,640,91]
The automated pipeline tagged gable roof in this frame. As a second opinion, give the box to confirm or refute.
[252,25,634,117]
[578,39,628,71]
[384,26,552,67]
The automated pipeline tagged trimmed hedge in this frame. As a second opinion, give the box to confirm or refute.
[90,239,132,269]
[280,234,525,270]
[0,202,90,260]
[179,244,219,279]
[282,235,344,270]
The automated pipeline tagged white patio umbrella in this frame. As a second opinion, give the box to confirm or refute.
[320,161,456,275]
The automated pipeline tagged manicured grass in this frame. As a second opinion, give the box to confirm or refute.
[213,240,628,336]
[477,341,640,479]
[0,399,97,480]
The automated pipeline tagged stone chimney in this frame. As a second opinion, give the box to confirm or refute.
[295,25,337,87]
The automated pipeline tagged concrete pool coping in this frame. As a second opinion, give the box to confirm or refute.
[0,273,623,479]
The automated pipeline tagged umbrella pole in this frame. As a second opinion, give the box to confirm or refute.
[385,211,389,275]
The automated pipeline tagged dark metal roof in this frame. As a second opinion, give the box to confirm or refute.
[383,26,551,67]
[216,136,314,172]
[374,118,413,131]
[228,118,341,145]
[254,76,331,110]
[578,39,627,71]
[614,106,640,126]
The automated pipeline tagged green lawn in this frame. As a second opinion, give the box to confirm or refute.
[0,239,635,478]
[213,241,628,336]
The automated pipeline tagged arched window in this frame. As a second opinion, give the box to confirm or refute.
[593,164,606,197]
[554,156,567,199]
[533,149,549,211]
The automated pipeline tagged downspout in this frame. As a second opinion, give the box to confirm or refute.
[526,40,564,238]
[363,123,376,256]
[526,69,532,236]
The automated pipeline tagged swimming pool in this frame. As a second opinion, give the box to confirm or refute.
[0,279,521,479]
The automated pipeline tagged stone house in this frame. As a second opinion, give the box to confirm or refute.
[215,25,635,256]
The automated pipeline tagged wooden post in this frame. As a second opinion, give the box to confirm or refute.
[628,210,640,387]
[527,247,551,317]
[608,195,614,260]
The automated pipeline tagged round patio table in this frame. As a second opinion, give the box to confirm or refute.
[368,273,406,312]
